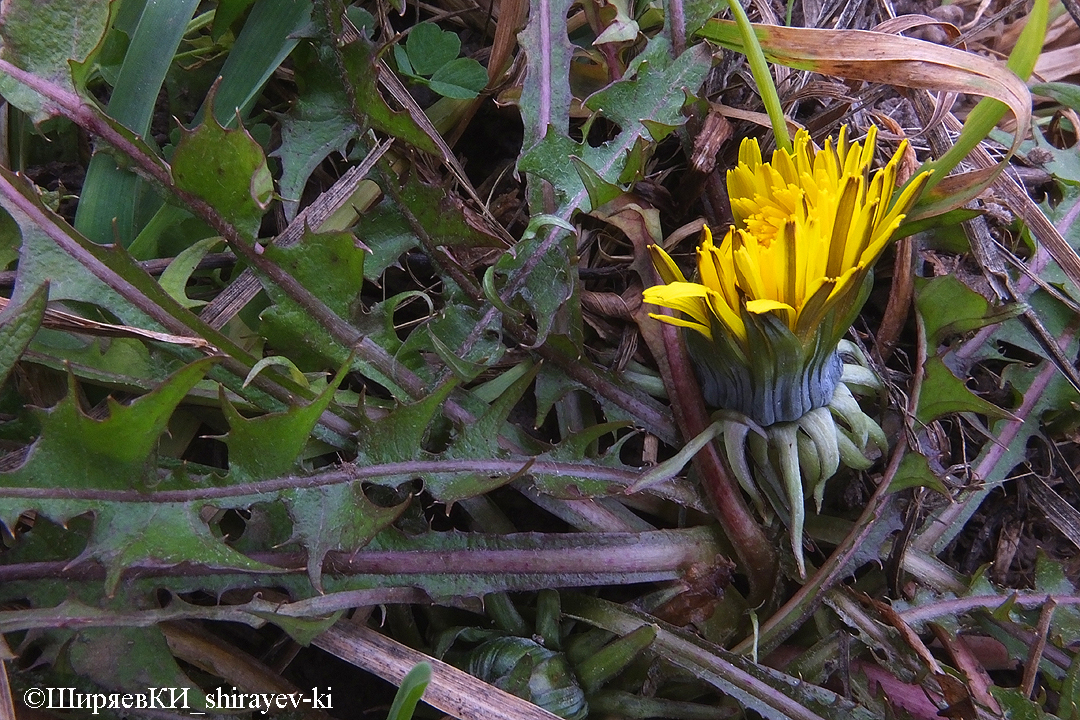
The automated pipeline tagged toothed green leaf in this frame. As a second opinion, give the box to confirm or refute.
[85,501,275,594]
[356,381,456,465]
[916,356,1012,425]
[171,110,273,241]
[68,626,206,707]
[263,226,364,318]
[221,364,344,485]
[270,44,359,221]
[283,483,407,591]
[888,450,950,495]
[0,0,112,123]
[0,358,277,593]
[914,275,1025,346]
[0,358,217,502]
[327,4,440,156]
[0,282,48,388]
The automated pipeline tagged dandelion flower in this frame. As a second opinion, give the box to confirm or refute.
[644,126,930,425]
[643,126,930,576]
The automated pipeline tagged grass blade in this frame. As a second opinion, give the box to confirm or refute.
[196,0,312,127]
[74,0,200,246]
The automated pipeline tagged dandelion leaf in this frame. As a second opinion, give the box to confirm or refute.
[914,276,1024,346]
[519,38,708,215]
[0,358,216,499]
[263,227,364,318]
[0,282,47,388]
[219,364,343,485]
[488,229,576,345]
[4,180,156,329]
[69,627,206,709]
[324,0,440,156]
[354,380,517,504]
[424,364,542,504]
[916,356,1011,425]
[0,0,111,123]
[257,226,375,377]
[171,109,273,241]
[888,451,949,495]
[356,381,456,465]
[270,45,358,221]
[1034,553,1080,644]
[584,39,710,137]
[390,171,505,249]
[283,482,406,592]
[0,358,274,593]
[517,0,574,145]
[222,365,405,590]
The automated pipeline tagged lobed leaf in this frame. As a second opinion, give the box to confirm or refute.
[915,356,1012,425]
[0,358,281,593]
[69,627,206,708]
[325,0,441,156]
[270,44,359,221]
[0,282,48,388]
[220,363,344,485]
[284,483,407,592]
[0,0,111,123]
[171,108,274,242]
[516,0,575,148]
[914,275,1025,347]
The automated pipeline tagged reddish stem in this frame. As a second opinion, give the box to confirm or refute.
[658,322,778,603]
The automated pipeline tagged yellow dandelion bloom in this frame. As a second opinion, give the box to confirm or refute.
[644,126,930,349]
[643,126,930,425]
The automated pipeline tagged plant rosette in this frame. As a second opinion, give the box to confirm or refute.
[644,126,931,576]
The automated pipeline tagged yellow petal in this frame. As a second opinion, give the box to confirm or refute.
[880,168,932,230]
[746,298,796,327]
[732,237,769,301]
[773,144,799,185]
[698,243,722,294]
[648,312,713,341]
[692,123,919,347]
[713,227,742,308]
[827,175,860,277]
[700,223,716,250]
[739,136,762,169]
[795,276,838,338]
[705,289,746,341]
[746,298,796,314]
[642,282,712,326]
[649,244,687,284]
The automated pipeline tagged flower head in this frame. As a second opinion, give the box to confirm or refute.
[642,126,930,575]
[644,126,930,351]
[643,126,930,426]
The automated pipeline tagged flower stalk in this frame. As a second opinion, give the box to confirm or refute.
[723,0,791,153]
